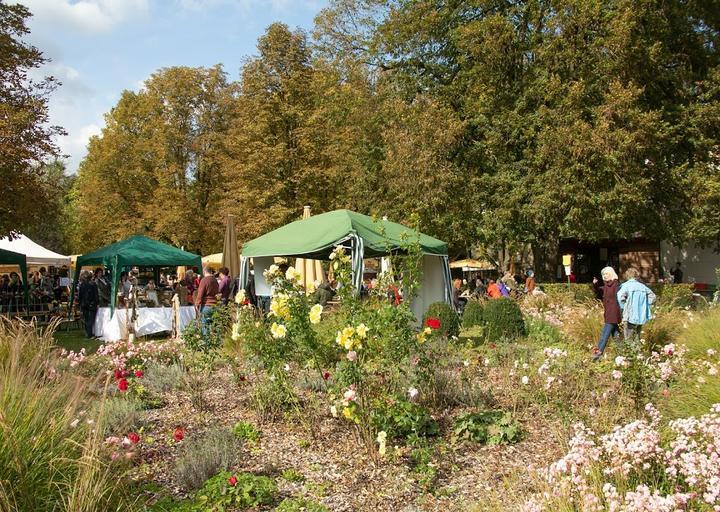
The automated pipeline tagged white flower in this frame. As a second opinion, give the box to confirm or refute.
[267,264,279,275]
[346,350,357,362]
[464,359,470,367]
[707,349,717,357]
[612,370,623,380]
[521,376,529,385]
[70,418,80,428]
[483,358,489,366]
[283,363,290,372]
[231,322,241,341]
[270,322,287,339]
[343,388,356,402]
[330,405,338,417]
[614,356,626,367]
[234,289,246,304]
[285,266,302,283]
[408,387,419,399]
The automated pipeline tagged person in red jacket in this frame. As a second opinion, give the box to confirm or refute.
[592,266,621,361]
[195,266,219,335]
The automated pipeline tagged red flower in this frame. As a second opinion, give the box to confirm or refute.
[127,432,140,444]
[114,369,123,380]
[238,374,247,382]
[489,343,497,349]
[134,370,143,378]
[174,427,184,442]
[425,317,441,330]
[118,378,129,391]
[228,475,238,487]
[242,299,249,306]
[322,371,331,381]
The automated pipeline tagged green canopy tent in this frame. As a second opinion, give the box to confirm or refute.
[0,248,29,307]
[70,235,202,316]
[240,209,454,319]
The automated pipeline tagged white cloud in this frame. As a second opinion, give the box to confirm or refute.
[176,0,319,13]
[60,123,103,171]
[20,0,149,33]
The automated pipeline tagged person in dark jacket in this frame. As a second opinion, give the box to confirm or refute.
[78,271,99,339]
[592,266,621,361]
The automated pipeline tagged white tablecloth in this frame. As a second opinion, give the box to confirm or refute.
[94,306,196,342]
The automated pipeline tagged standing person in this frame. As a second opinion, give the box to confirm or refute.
[671,262,683,283]
[78,271,99,339]
[591,267,621,360]
[195,266,219,334]
[218,267,231,305]
[617,267,656,340]
[452,278,466,312]
[94,268,111,307]
[184,270,196,305]
[524,270,536,294]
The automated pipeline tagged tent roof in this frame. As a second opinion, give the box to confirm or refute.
[449,258,495,270]
[76,235,202,268]
[242,209,447,259]
[0,247,26,267]
[0,234,70,266]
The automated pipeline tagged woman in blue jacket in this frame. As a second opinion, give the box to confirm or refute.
[617,268,656,339]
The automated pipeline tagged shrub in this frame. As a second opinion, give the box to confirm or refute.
[423,302,460,338]
[482,298,526,342]
[182,305,232,354]
[142,362,185,394]
[0,319,132,511]
[452,410,521,445]
[651,283,695,309]
[174,428,243,491]
[462,300,484,328]
[371,398,439,441]
[280,468,305,482]
[276,497,328,512]
[251,375,297,422]
[539,283,596,303]
[192,471,277,510]
[232,421,261,442]
[526,317,563,346]
[99,397,143,436]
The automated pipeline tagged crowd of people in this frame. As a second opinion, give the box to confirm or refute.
[0,266,73,314]
[451,269,541,311]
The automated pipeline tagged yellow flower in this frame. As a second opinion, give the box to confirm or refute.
[342,407,354,421]
[376,431,387,456]
[234,289,246,304]
[424,327,432,335]
[231,322,241,341]
[270,322,287,339]
[309,304,323,325]
[416,331,426,344]
[356,323,369,339]
[269,294,290,320]
[342,326,355,338]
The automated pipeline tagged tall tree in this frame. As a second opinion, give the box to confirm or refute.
[73,65,234,253]
[0,3,64,239]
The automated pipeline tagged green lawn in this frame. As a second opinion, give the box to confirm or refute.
[53,329,102,354]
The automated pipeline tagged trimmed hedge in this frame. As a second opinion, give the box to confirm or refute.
[423,302,460,338]
[649,283,695,308]
[462,300,484,328]
[482,297,526,342]
[539,283,596,302]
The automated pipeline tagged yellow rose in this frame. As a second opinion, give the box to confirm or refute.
[270,322,287,339]
[356,323,369,338]
[309,304,323,324]
[234,289,246,304]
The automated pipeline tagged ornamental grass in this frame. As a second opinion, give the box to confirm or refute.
[0,318,133,511]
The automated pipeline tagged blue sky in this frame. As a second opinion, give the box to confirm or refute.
[19,0,328,173]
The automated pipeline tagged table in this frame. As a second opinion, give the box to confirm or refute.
[93,306,196,342]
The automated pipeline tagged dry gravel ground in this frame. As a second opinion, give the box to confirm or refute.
[135,366,569,511]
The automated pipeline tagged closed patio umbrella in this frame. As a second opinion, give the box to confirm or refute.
[295,206,325,291]
[222,215,240,278]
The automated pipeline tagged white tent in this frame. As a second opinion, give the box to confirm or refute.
[0,234,71,267]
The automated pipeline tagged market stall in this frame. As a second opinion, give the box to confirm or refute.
[0,234,70,268]
[240,209,453,320]
[0,248,29,313]
[71,235,202,341]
